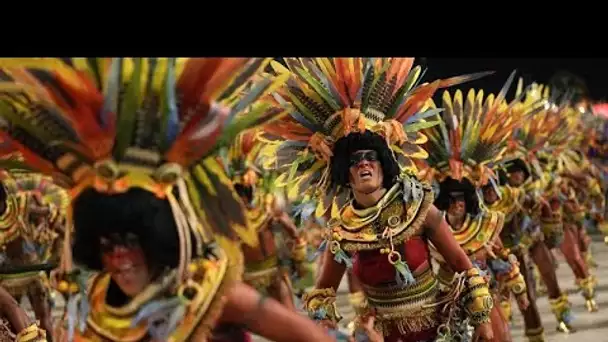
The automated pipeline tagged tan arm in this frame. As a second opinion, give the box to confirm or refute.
[275,212,300,240]
[0,287,32,334]
[221,282,335,342]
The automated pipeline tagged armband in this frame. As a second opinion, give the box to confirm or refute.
[504,269,526,296]
[291,238,307,262]
[302,288,343,324]
[16,323,47,342]
[494,253,526,296]
[463,268,493,326]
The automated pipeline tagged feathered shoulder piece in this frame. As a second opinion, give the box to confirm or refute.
[259,58,490,214]
[424,72,534,188]
[0,58,286,248]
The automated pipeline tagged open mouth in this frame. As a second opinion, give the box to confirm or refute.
[115,262,137,276]
[359,170,372,179]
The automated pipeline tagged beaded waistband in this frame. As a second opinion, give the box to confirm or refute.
[245,255,279,272]
[362,266,439,320]
[244,257,281,291]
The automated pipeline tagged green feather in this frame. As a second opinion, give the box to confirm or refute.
[114,58,142,160]
[403,119,441,132]
[0,101,56,143]
[294,66,340,111]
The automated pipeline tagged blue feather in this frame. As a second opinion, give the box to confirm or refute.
[488,259,512,276]
[333,249,352,269]
[164,58,179,146]
[100,58,121,129]
[66,294,79,342]
[232,77,272,119]
[164,305,187,340]
[132,297,181,326]
[405,108,444,124]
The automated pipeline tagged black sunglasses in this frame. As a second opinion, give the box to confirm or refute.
[349,150,379,167]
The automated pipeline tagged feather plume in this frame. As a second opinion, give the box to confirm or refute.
[424,71,534,187]
[0,57,286,248]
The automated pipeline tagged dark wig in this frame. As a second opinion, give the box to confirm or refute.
[72,188,182,273]
[434,177,479,216]
[234,183,253,203]
[499,158,531,185]
[330,131,400,189]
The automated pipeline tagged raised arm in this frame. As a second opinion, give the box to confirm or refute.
[275,211,300,240]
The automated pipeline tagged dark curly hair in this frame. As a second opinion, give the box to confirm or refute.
[330,131,400,189]
[498,158,531,185]
[434,177,479,216]
[72,188,183,273]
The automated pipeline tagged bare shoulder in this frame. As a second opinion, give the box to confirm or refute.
[423,204,443,233]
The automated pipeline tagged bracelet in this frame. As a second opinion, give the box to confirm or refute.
[16,323,46,342]
[463,268,493,326]
[291,238,308,262]
[302,288,342,323]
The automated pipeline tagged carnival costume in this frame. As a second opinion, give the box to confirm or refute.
[0,158,62,342]
[261,58,494,342]
[422,76,528,341]
[222,130,305,310]
[0,58,341,342]
[540,103,599,314]
[588,103,608,243]
[490,82,585,340]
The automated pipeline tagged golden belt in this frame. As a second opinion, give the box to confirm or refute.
[244,256,281,290]
[361,266,440,334]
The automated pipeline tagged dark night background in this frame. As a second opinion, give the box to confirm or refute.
[275,58,608,102]
[422,58,608,102]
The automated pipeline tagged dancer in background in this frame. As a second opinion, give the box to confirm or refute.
[423,79,529,342]
[541,103,599,314]
[223,130,306,312]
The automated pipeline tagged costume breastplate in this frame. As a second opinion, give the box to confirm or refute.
[327,181,434,253]
[447,211,504,257]
[486,186,523,223]
[79,243,240,342]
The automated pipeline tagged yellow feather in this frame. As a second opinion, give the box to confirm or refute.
[270,60,290,75]
[192,164,217,196]
[152,58,168,91]
[174,58,188,79]
[0,58,84,92]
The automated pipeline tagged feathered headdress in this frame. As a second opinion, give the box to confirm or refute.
[259,58,490,216]
[423,72,536,190]
[504,81,557,177]
[0,58,287,279]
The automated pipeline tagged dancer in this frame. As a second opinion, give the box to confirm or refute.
[262,58,494,341]
[487,84,578,340]
[543,105,599,313]
[223,130,305,311]
[0,158,69,342]
[0,58,341,342]
[423,81,529,342]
